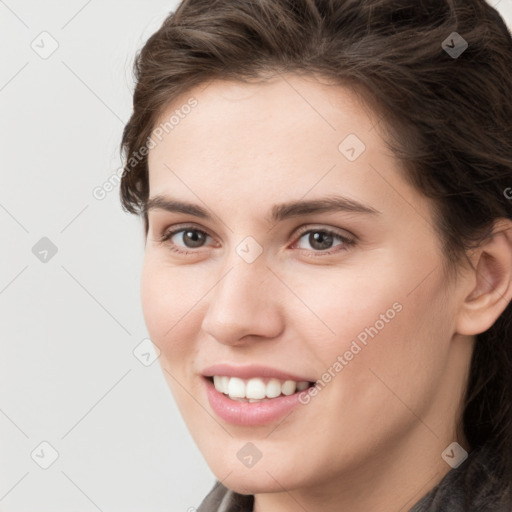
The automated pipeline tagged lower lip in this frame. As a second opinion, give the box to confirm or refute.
[204,378,306,426]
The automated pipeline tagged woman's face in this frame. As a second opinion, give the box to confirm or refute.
[142,75,472,496]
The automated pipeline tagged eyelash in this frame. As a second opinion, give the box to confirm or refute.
[158,225,213,255]
[292,226,356,256]
[158,224,356,257]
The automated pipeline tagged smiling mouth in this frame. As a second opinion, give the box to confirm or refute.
[207,375,315,402]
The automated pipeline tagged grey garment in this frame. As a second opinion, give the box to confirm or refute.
[197,481,253,512]
[409,444,511,512]
[196,445,511,512]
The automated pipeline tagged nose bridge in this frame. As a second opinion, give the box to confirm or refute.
[212,257,274,317]
[201,255,283,344]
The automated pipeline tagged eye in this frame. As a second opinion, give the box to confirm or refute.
[160,226,212,251]
[157,224,355,256]
[293,228,355,253]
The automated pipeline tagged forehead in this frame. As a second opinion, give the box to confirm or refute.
[146,75,422,223]
[148,75,375,168]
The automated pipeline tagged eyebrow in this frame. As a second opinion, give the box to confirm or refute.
[145,194,380,223]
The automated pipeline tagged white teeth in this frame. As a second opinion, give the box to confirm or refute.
[213,376,223,392]
[212,375,310,400]
[266,378,282,398]
[281,380,297,396]
[246,378,267,399]
[214,375,231,395]
[228,377,246,398]
[220,376,229,394]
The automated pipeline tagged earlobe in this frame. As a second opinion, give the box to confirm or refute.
[456,220,512,337]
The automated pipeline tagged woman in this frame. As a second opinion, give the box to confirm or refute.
[120,0,512,510]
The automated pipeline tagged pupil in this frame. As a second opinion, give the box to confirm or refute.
[184,230,205,248]
[309,231,333,250]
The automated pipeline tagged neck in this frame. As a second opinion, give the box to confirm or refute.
[253,424,460,512]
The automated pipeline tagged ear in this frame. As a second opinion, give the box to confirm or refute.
[456,219,512,336]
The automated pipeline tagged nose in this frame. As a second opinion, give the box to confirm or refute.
[200,259,285,346]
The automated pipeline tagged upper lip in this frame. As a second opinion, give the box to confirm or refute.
[201,364,315,382]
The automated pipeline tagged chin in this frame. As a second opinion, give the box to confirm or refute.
[200,445,312,494]
[219,468,298,495]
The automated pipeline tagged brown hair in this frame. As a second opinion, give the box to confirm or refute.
[120,0,512,501]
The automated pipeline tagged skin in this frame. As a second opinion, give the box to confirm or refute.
[141,74,512,512]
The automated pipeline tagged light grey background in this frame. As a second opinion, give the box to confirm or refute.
[1,1,511,511]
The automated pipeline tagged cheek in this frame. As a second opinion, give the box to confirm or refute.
[140,254,207,363]
[289,261,452,408]
[278,265,405,364]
